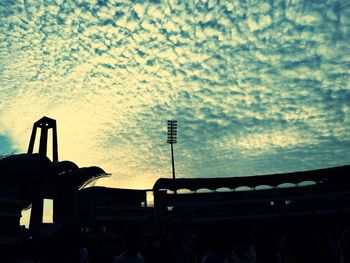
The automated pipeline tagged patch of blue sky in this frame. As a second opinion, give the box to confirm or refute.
[0,135,18,155]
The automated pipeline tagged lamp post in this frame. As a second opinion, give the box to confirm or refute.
[167,120,177,194]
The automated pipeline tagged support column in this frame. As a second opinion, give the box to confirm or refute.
[27,126,37,154]
[29,196,44,230]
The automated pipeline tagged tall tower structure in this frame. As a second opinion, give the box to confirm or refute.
[27,116,58,229]
[27,116,58,162]
[167,120,177,194]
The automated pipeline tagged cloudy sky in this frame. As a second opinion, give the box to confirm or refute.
[1,0,350,191]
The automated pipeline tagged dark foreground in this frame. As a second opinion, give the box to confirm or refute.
[1,219,350,263]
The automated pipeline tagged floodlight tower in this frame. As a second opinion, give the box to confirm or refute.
[167,120,177,194]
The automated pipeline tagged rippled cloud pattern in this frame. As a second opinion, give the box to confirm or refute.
[1,0,350,188]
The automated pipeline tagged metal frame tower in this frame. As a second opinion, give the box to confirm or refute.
[27,116,58,229]
[167,120,177,194]
[27,116,58,162]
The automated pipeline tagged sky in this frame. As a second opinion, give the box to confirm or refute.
[1,0,350,194]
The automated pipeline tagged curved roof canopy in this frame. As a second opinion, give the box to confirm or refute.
[153,165,350,192]
[0,153,109,203]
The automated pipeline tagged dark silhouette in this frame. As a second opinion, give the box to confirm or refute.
[114,226,145,263]
[1,116,350,262]
[27,116,58,162]
[167,120,178,194]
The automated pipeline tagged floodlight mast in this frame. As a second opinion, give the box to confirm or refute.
[167,120,177,194]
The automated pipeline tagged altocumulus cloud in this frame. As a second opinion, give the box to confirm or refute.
[0,0,350,188]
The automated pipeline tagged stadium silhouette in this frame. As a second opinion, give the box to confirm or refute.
[1,117,350,262]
